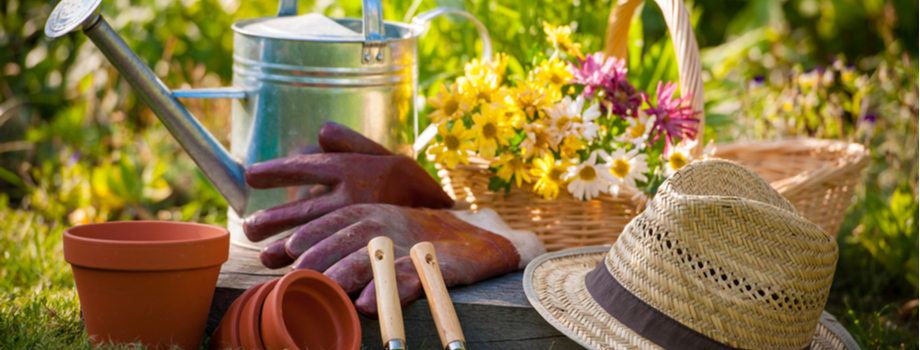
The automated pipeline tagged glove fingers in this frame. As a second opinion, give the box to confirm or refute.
[382,159,455,209]
[243,189,347,242]
[292,219,383,272]
[245,154,342,189]
[284,206,362,258]
[259,236,295,269]
[318,121,393,156]
[323,247,373,295]
[354,256,423,318]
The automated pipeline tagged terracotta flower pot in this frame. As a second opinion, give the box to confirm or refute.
[64,221,229,350]
[239,279,279,350]
[261,270,361,350]
[211,282,266,350]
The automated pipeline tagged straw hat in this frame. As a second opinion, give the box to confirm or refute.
[523,159,859,350]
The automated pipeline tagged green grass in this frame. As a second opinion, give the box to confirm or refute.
[1,204,917,349]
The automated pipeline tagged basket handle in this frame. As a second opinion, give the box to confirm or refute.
[604,0,706,157]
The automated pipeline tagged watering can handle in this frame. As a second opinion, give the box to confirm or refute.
[277,0,386,63]
[411,8,493,63]
[409,8,493,152]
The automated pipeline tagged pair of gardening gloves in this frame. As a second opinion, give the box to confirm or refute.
[243,122,545,318]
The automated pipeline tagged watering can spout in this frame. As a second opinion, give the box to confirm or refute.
[45,1,249,214]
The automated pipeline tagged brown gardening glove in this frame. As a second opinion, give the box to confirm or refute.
[284,204,521,318]
[244,122,454,267]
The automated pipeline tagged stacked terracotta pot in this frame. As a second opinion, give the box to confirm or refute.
[210,270,362,350]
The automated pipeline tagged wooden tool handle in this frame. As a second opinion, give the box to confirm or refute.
[410,242,465,348]
[369,236,405,347]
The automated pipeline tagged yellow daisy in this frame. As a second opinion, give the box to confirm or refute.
[472,104,515,157]
[427,83,472,124]
[463,73,510,108]
[543,21,583,59]
[464,58,490,82]
[512,81,551,121]
[491,154,532,188]
[428,122,476,169]
[486,52,510,79]
[534,58,573,98]
[501,102,526,130]
[559,135,586,159]
[465,53,509,84]
[530,154,573,200]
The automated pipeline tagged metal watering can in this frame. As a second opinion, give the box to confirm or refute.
[45,0,491,248]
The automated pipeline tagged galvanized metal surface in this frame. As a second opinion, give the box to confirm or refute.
[226,16,418,248]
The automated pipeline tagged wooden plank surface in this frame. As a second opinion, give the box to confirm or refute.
[207,244,581,350]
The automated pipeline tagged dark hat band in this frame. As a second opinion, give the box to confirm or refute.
[584,257,808,350]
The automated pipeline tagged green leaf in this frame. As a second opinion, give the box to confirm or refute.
[487,176,512,194]
[0,167,27,190]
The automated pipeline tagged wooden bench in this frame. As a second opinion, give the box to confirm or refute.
[207,244,582,350]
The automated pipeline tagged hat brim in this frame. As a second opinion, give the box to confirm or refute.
[523,246,860,350]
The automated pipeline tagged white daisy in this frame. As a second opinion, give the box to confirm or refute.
[520,123,558,159]
[600,148,649,197]
[544,95,602,141]
[579,102,602,141]
[663,139,716,177]
[613,111,656,150]
[564,151,610,201]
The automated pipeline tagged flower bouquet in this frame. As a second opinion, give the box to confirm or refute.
[423,22,711,251]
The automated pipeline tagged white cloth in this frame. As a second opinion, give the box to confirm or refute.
[449,208,546,269]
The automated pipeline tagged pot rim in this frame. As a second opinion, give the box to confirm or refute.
[220,281,267,350]
[65,221,228,245]
[240,279,278,350]
[64,221,229,271]
[262,269,361,350]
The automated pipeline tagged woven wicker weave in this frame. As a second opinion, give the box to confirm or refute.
[439,0,868,250]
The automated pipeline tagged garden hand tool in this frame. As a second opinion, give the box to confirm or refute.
[369,237,406,350]
[243,121,455,245]
[278,204,544,317]
[45,0,491,249]
[410,242,466,350]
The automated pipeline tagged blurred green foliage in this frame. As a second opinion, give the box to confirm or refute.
[0,0,917,348]
[856,185,918,290]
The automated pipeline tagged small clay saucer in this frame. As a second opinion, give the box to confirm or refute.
[261,270,360,350]
[210,281,266,350]
[239,278,280,350]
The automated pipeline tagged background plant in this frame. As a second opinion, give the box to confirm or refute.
[0,0,916,348]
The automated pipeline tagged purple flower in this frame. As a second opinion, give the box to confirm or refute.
[568,52,626,97]
[68,151,82,166]
[644,81,699,148]
[602,78,642,117]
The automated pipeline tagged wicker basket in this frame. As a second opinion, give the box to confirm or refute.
[438,158,644,252]
[439,0,868,251]
[715,139,869,237]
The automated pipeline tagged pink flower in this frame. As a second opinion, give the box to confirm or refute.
[568,52,626,97]
[603,78,642,117]
[644,81,699,149]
